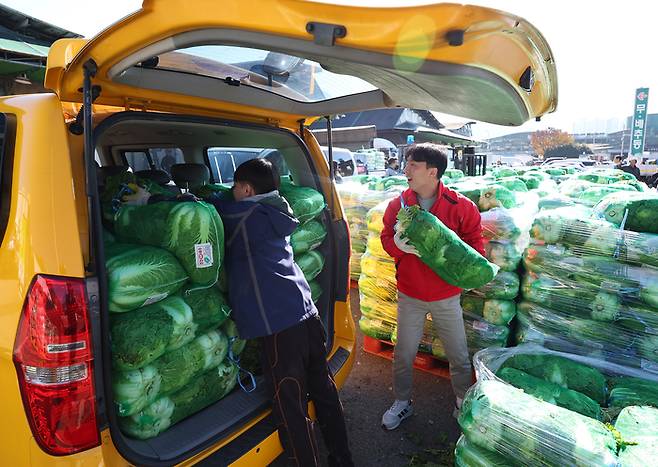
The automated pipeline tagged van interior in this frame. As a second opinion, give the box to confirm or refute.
[92,111,348,465]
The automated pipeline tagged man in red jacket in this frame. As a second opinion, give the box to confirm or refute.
[379,143,484,430]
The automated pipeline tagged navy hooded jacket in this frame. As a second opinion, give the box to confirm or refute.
[209,192,318,339]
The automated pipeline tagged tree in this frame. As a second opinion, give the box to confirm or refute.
[530,128,574,157]
[544,144,593,158]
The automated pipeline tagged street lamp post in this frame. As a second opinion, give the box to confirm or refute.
[620,131,625,158]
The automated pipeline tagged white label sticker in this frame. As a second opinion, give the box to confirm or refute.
[195,243,214,269]
[142,292,168,307]
[472,320,489,332]
[546,244,564,255]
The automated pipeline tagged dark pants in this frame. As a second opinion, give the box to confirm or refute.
[259,316,353,467]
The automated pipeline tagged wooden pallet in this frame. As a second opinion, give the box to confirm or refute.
[362,335,451,379]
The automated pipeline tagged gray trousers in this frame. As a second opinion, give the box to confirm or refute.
[393,292,473,401]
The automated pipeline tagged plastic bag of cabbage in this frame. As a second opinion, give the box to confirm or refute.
[119,360,240,439]
[295,250,325,282]
[111,287,231,370]
[523,243,658,311]
[114,200,224,287]
[279,181,325,224]
[114,318,244,438]
[358,316,395,341]
[471,346,658,463]
[461,295,516,326]
[467,271,519,301]
[454,436,509,467]
[105,243,189,313]
[290,220,327,255]
[530,207,658,268]
[521,270,658,334]
[396,205,498,289]
[458,380,620,467]
[113,327,229,417]
[594,191,658,234]
[514,300,658,369]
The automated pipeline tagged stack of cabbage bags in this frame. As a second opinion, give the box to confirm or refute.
[557,168,648,207]
[519,202,658,370]
[447,166,551,213]
[102,191,247,439]
[454,345,658,466]
[337,178,404,280]
[357,200,398,341]
[280,181,327,303]
[111,286,243,439]
[357,149,386,171]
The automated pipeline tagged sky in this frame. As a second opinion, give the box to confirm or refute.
[4,0,658,139]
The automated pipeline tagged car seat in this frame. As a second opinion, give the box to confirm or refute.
[170,163,210,192]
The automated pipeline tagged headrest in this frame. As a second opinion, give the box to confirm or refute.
[97,165,129,186]
[171,163,210,189]
[134,169,171,186]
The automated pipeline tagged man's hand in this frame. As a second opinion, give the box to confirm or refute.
[393,230,419,256]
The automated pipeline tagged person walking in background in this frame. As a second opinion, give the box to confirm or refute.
[623,157,641,180]
[384,157,401,176]
[379,143,483,430]
[613,155,623,170]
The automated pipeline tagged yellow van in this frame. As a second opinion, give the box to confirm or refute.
[0,0,556,465]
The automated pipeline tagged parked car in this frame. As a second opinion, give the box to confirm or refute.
[0,1,555,465]
[320,146,357,177]
[541,158,587,171]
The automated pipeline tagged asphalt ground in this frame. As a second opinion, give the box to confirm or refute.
[270,288,461,467]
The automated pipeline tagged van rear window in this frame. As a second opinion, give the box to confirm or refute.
[206,147,289,184]
[123,148,184,174]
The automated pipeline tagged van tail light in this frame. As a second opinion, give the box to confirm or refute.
[13,275,99,456]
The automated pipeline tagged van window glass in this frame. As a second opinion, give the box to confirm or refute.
[146,45,377,103]
[0,113,15,245]
[123,148,184,174]
[206,147,289,184]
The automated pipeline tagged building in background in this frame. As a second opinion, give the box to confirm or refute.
[0,4,81,95]
[487,114,658,161]
[310,108,479,151]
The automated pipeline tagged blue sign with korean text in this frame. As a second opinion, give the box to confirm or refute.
[631,88,650,156]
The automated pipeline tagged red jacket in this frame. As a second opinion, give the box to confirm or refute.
[380,183,485,302]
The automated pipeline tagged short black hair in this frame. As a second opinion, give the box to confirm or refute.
[234,158,280,194]
[405,143,448,179]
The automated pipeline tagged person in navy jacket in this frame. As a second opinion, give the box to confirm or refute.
[209,158,353,467]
